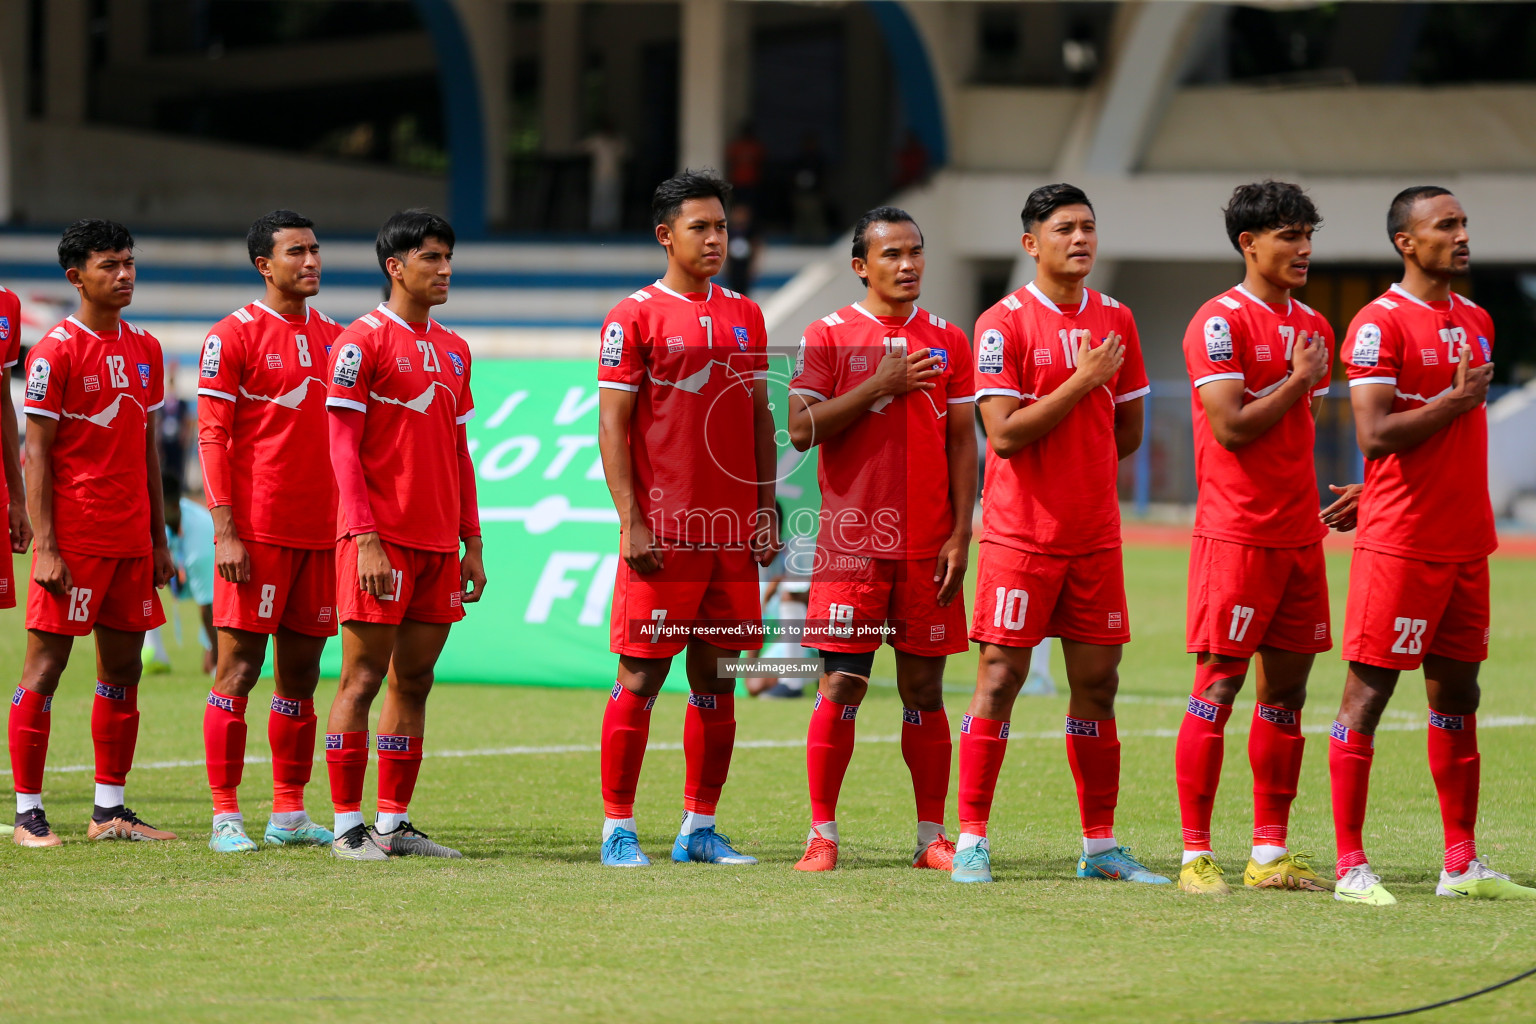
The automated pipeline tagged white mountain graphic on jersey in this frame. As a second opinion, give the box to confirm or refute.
[869,392,948,418]
[62,393,144,427]
[646,360,754,395]
[240,376,324,409]
[368,381,457,413]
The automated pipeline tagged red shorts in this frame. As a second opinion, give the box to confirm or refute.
[1343,548,1489,671]
[803,553,968,656]
[214,541,337,637]
[337,538,464,626]
[969,543,1128,647]
[1187,537,1330,657]
[0,545,14,610]
[26,551,166,637]
[609,543,762,657]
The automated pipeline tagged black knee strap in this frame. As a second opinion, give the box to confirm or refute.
[818,649,876,679]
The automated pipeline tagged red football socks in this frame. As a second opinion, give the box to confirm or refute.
[957,714,1009,836]
[1175,690,1236,851]
[91,681,139,787]
[376,734,423,815]
[1427,709,1479,875]
[806,693,859,824]
[600,684,655,820]
[8,686,52,796]
[1250,702,1304,848]
[203,691,249,815]
[1329,721,1374,877]
[683,692,735,815]
[1064,716,1119,840]
[901,706,951,826]
[326,730,369,814]
[269,696,317,814]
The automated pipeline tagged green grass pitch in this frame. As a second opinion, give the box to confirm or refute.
[1,544,1534,1022]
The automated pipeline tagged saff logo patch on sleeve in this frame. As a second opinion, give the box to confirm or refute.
[794,337,806,378]
[978,329,1005,374]
[201,335,221,377]
[333,343,362,387]
[733,325,750,350]
[25,357,50,401]
[1204,317,1234,361]
[1352,323,1381,367]
[600,322,625,367]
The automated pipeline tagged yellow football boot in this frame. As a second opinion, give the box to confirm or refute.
[1244,850,1333,891]
[1178,854,1232,895]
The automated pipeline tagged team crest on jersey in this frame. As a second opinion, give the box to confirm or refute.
[1204,317,1233,361]
[201,335,222,377]
[0,315,10,341]
[929,347,948,370]
[1352,324,1381,367]
[600,322,625,367]
[733,325,750,351]
[448,351,464,376]
[333,343,362,387]
[794,337,806,378]
[25,358,49,401]
[666,335,685,354]
[1477,336,1491,360]
[978,329,1005,374]
[138,363,153,388]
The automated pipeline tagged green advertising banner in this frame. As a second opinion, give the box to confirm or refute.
[318,357,821,688]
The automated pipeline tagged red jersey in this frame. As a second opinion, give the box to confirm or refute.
[325,305,474,554]
[789,303,975,558]
[596,281,768,546]
[1,287,20,516]
[1184,286,1334,549]
[974,283,1149,556]
[23,316,165,557]
[1344,285,1496,562]
[197,302,344,549]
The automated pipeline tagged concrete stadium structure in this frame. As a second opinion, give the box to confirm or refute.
[0,0,1532,507]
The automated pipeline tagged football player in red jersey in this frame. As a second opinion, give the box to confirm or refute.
[195,211,346,854]
[951,184,1163,885]
[1175,181,1351,895]
[323,210,486,861]
[1327,187,1535,904]
[9,220,176,847]
[785,207,974,872]
[595,171,778,867]
[0,283,31,612]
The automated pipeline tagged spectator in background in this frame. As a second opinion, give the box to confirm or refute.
[159,359,192,490]
[725,122,766,209]
[580,118,630,233]
[894,130,930,191]
[143,476,216,676]
[726,202,761,297]
[791,132,830,242]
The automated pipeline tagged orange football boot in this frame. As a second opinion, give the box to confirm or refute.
[913,835,956,870]
[794,836,838,872]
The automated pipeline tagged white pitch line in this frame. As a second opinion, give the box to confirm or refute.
[5,716,1532,778]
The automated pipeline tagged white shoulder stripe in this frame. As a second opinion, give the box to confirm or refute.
[1455,293,1479,309]
[1373,297,1398,310]
[317,310,337,325]
[1217,296,1241,310]
[1001,295,1022,311]
[822,312,844,327]
[629,290,652,302]
[49,327,68,341]
[232,308,255,323]
[360,313,382,329]
[1100,293,1120,309]
[1295,299,1315,315]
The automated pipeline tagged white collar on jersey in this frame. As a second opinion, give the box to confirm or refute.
[253,300,310,324]
[1388,282,1454,311]
[374,303,437,333]
[850,302,918,327]
[1234,283,1292,316]
[650,280,713,303]
[1025,281,1088,316]
[65,315,122,340]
